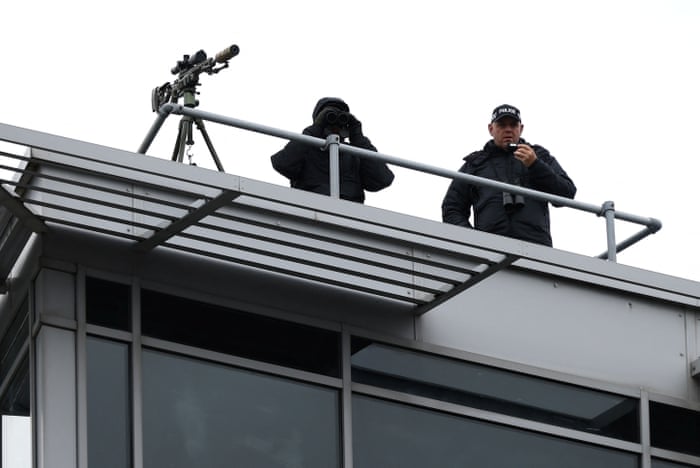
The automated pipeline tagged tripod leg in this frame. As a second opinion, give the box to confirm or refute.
[194,118,225,172]
[172,117,193,163]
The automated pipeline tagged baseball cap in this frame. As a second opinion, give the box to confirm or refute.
[491,104,521,123]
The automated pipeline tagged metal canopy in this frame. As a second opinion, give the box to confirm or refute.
[0,123,522,308]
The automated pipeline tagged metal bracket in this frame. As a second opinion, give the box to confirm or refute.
[692,358,700,378]
[321,133,340,150]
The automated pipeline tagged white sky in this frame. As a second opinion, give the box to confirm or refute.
[1,0,699,283]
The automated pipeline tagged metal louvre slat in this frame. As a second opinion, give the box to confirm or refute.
[205,205,486,278]
[161,239,430,304]
[191,218,475,284]
[172,227,455,297]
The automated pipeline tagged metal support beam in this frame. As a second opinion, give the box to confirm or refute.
[133,189,240,252]
[0,184,47,233]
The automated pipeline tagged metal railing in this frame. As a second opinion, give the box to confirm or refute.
[138,103,662,262]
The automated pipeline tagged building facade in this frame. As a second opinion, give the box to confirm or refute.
[1,123,699,467]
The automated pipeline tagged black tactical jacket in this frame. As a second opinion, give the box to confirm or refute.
[441,139,576,246]
[271,125,394,203]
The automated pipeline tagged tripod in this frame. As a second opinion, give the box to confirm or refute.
[171,84,225,172]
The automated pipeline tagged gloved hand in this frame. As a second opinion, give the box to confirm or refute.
[347,113,363,142]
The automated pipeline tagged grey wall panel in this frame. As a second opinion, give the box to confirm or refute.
[418,269,694,401]
[36,326,77,468]
[35,269,76,322]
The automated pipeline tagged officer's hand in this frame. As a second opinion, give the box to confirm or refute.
[513,144,538,168]
[348,113,363,142]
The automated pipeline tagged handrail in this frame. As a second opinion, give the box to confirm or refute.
[138,103,662,261]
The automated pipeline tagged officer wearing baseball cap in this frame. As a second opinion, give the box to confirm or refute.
[441,104,577,246]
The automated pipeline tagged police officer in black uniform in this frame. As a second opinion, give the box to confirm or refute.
[271,97,394,203]
[441,104,576,246]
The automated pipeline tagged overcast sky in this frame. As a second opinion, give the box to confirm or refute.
[1,0,699,283]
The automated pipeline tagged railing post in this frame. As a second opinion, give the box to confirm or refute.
[324,134,341,198]
[602,201,617,262]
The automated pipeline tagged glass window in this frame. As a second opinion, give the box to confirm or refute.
[0,299,28,383]
[86,277,131,331]
[650,401,700,457]
[353,395,639,468]
[351,338,639,441]
[141,289,340,377]
[86,337,131,468]
[652,459,697,468]
[142,349,340,468]
[0,355,29,418]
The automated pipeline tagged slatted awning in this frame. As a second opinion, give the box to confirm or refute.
[0,123,523,309]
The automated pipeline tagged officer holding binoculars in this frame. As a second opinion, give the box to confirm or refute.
[441,104,577,247]
[271,97,394,203]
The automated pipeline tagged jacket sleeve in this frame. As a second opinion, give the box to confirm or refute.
[527,146,577,200]
[270,126,318,180]
[354,135,395,192]
[441,162,473,228]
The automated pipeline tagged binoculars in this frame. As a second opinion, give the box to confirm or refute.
[503,168,524,212]
[503,192,525,212]
[323,110,350,127]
